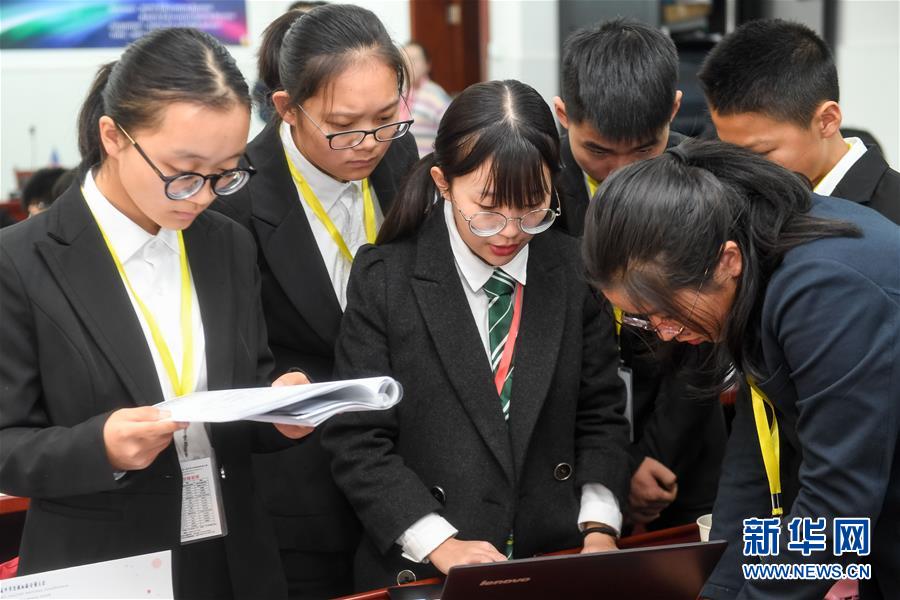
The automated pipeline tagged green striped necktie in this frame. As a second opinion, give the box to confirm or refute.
[484,268,517,421]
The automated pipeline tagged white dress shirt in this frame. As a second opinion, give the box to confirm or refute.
[814,137,866,196]
[395,201,623,563]
[280,122,384,310]
[82,171,211,463]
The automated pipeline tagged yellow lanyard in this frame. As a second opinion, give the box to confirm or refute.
[749,378,783,516]
[586,173,623,336]
[283,147,377,262]
[84,189,195,397]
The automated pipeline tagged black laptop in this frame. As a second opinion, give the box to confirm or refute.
[388,540,726,600]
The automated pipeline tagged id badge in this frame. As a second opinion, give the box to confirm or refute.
[617,365,634,442]
[179,455,228,544]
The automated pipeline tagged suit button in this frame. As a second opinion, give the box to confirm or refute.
[219,465,227,479]
[430,486,446,504]
[554,462,573,481]
[397,569,417,585]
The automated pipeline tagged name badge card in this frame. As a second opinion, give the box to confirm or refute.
[180,457,227,544]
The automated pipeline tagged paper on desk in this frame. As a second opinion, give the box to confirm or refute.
[0,550,173,599]
[155,376,402,426]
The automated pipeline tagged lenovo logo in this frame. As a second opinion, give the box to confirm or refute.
[479,577,532,586]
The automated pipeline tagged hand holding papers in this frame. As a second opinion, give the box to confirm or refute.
[155,376,402,427]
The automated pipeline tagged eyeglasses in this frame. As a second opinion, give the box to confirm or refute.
[452,192,561,238]
[295,102,414,150]
[117,124,256,200]
[618,265,711,339]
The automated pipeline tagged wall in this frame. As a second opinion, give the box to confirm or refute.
[0,0,410,197]
[2,0,896,198]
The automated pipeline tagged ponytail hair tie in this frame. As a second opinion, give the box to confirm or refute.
[667,144,690,165]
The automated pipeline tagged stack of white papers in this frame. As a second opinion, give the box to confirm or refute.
[156,377,402,426]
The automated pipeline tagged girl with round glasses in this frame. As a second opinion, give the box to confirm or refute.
[211,5,419,597]
[0,28,312,599]
[582,140,900,599]
[322,80,631,590]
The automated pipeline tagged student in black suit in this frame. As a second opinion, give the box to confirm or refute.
[211,5,418,597]
[321,80,632,590]
[0,28,313,599]
[583,140,900,599]
[699,18,900,224]
[554,19,726,531]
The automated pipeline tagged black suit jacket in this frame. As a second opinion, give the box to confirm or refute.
[211,122,418,555]
[321,210,632,590]
[703,196,900,600]
[555,130,726,526]
[0,187,287,599]
[832,146,900,225]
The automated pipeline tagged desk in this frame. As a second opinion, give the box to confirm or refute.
[335,524,700,600]
[0,496,28,563]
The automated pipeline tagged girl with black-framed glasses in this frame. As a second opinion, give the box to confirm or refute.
[209,4,419,597]
[0,27,312,599]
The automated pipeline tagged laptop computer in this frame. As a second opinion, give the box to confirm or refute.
[388,540,727,600]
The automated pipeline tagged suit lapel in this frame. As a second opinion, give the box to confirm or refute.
[831,147,885,206]
[411,212,515,482]
[34,187,164,407]
[559,135,590,236]
[507,234,566,479]
[183,213,235,390]
[247,123,343,346]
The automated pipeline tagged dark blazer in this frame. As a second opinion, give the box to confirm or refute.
[0,186,287,599]
[832,146,900,225]
[555,130,726,527]
[210,123,418,559]
[554,130,687,237]
[702,196,900,600]
[321,209,632,590]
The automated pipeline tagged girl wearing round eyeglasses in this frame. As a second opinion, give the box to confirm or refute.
[0,28,312,599]
[321,80,631,590]
[582,140,900,599]
[210,5,419,597]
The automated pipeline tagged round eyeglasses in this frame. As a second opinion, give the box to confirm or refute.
[453,199,561,237]
[616,265,712,340]
[117,124,255,200]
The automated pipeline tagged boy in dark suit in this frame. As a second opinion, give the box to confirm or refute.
[699,18,900,224]
[554,19,727,533]
[553,18,686,236]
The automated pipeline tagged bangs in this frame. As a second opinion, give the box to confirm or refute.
[453,125,555,210]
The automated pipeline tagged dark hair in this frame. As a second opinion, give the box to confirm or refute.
[582,139,860,389]
[560,18,678,143]
[50,168,79,201]
[698,19,839,126]
[258,3,408,114]
[378,80,560,244]
[77,27,249,172]
[21,167,66,211]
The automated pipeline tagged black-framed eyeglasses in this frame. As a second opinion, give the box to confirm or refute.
[452,191,562,237]
[617,265,711,339]
[295,102,414,150]
[117,124,256,200]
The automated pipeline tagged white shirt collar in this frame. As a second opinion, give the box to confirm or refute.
[442,199,528,294]
[814,137,867,196]
[280,121,362,209]
[81,169,180,262]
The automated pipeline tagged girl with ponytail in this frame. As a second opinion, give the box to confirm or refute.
[0,28,311,599]
[582,139,900,599]
[321,80,632,589]
[210,5,418,596]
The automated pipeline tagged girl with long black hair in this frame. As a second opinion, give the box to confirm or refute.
[582,139,899,599]
[322,80,631,589]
